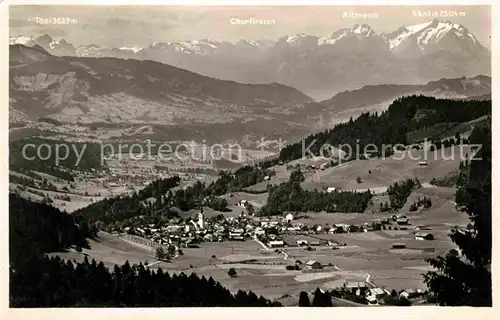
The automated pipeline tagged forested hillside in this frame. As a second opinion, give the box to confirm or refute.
[261,169,372,215]
[278,96,491,162]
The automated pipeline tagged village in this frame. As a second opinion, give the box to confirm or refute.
[107,198,439,305]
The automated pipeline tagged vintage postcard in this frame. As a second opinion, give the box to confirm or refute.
[1,1,496,318]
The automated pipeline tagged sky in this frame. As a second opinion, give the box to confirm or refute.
[9,5,491,48]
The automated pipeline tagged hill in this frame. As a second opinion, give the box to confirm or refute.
[9,44,313,144]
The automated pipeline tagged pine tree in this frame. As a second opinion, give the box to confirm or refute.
[312,288,330,306]
[298,291,310,307]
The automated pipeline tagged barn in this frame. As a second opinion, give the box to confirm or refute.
[415,232,434,241]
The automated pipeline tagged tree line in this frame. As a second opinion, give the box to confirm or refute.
[387,178,421,210]
[204,165,275,196]
[261,168,372,215]
[10,255,281,307]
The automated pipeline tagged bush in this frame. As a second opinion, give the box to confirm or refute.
[228,268,237,277]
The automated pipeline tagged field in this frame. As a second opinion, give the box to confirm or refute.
[57,183,465,305]
[301,146,471,192]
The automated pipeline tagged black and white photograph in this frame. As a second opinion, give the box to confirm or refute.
[3,1,494,313]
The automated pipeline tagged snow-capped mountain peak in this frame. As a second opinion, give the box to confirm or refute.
[382,19,482,54]
[352,24,375,36]
[318,24,376,45]
[285,33,311,44]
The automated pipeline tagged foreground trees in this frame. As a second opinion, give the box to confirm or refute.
[9,195,281,307]
[424,125,491,306]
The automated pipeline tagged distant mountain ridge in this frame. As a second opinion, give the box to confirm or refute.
[314,74,491,126]
[10,19,490,100]
[9,44,490,144]
[9,44,314,143]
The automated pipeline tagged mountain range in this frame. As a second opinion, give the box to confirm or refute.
[10,19,490,100]
[9,44,490,145]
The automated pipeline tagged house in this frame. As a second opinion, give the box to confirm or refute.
[399,288,419,300]
[309,240,321,246]
[297,239,308,246]
[305,260,323,270]
[328,240,340,247]
[264,175,270,181]
[415,232,434,241]
[334,223,350,233]
[254,228,265,236]
[365,287,387,302]
[268,240,285,248]
[418,161,428,166]
[344,281,368,293]
[392,243,406,249]
[229,229,245,241]
[285,213,294,222]
[238,200,248,208]
[326,187,337,193]
[396,217,409,225]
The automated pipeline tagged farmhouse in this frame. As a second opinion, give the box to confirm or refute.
[326,187,337,193]
[392,243,406,249]
[268,240,285,248]
[365,287,387,303]
[229,228,245,241]
[344,281,368,293]
[297,239,308,246]
[332,223,349,233]
[415,232,434,241]
[309,240,322,246]
[396,216,409,225]
[238,200,248,208]
[254,227,265,236]
[399,288,419,300]
[305,260,323,270]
